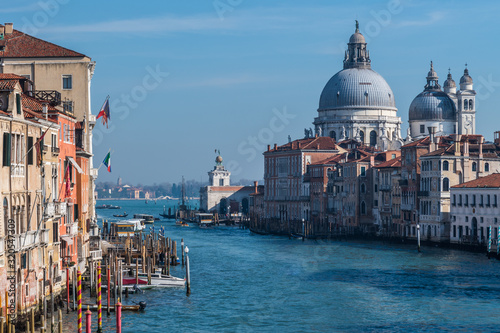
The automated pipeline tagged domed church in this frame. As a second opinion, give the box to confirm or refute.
[409,62,476,139]
[313,21,403,150]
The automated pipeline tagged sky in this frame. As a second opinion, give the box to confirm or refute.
[3,0,500,185]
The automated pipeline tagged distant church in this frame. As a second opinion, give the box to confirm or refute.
[408,62,476,139]
[199,152,255,216]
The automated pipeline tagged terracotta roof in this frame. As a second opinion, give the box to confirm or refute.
[452,173,500,188]
[22,95,58,112]
[0,73,28,80]
[312,153,345,165]
[269,136,339,152]
[0,29,86,58]
[374,156,402,169]
[0,80,18,90]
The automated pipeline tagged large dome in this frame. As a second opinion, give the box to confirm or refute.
[409,91,456,121]
[319,68,396,111]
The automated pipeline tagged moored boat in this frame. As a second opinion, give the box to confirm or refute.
[133,214,154,224]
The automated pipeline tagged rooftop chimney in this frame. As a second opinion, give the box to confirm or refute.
[428,126,437,152]
[274,143,277,151]
[479,136,484,159]
[267,145,270,152]
[42,102,48,119]
[0,25,4,38]
[4,23,13,35]
[254,181,258,194]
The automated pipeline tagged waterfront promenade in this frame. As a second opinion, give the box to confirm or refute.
[59,200,500,332]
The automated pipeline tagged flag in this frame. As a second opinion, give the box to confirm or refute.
[35,128,48,166]
[65,162,71,198]
[96,96,110,128]
[103,152,111,172]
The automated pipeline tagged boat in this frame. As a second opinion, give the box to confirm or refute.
[176,220,189,227]
[197,213,214,226]
[113,212,128,217]
[96,204,121,209]
[74,303,145,311]
[133,214,154,224]
[122,272,185,287]
[159,205,176,219]
[112,219,145,237]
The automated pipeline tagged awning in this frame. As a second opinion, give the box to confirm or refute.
[67,156,83,174]
[61,236,73,245]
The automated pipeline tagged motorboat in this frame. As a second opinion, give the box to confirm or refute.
[96,204,121,209]
[113,212,128,217]
[133,214,154,224]
[122,272,185,288]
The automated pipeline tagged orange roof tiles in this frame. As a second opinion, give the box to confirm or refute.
[0,30,86,58]
[374,156,402,169]
[452,173,500,188]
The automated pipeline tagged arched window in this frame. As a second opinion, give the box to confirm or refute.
[360,130,365,144]
[361,201,366,215]
[485,163,489,172]
[464,99,468,110]
[458,99,461,109]
[443,161,449,171]
[469,99,473,110]
[472,162,477,172]
[369,130,377,147]
[330,131,336,140]
[443,178,450,191]
[360,183,366,194]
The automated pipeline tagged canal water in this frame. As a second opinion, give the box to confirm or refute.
[62,200,500,332]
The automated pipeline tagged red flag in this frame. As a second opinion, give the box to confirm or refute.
[65,163,71,197]
[96,96,110,128]
[35,129,48,166]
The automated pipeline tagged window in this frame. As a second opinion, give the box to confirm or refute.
[485,163,490,172]
[459,194,462,206]
[361,201,366,215]
[369,131,377,147]
[27,137,33,165]
[11,133,25,176]
[471,195,476,206]
[330,131,336,140]
[464,99,468,110]
[63,100,74,114]
[453,225,456,238]
[360,166,366,177]
[495,195,498,207]
[452,194,456,206]
[420,125,425,133]
[2,133,11,166]
[62,75,72,90]
[443,161,449,171]
[487,195,491,207]
[465,194,468,206]
[480,195,484,207]
[469,99,473,110]
[219,179,224,186]
[472,162,477,172]
[443,178,450,191]
[360,183,366,193]
[16,94,21,114]
[392,154,396,159]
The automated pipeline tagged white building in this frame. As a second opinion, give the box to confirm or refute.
[450,173,500,244]
[199,154,254,215]
[313,21,403,150]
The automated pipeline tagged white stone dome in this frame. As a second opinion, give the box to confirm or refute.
[318,68,396,111]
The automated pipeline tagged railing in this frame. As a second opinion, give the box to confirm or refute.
[380,184,391,191]
[40,229,50,244]
[91,168,99,179]
[11,164,25,177]
[51,146,60,155]
[45,202,55,217]
[35,90,61,106]
[418,191,430,197]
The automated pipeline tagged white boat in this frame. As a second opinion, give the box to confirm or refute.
[122,272,185,288]
[113,219,145,237]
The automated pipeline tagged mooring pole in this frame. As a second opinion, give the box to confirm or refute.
[417,224,421,253]
[185,246,191,296]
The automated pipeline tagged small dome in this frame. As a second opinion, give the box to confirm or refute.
[409,91,456,121]
[349,32,366,44]
[460,68,473,85]
[443,73,456,88]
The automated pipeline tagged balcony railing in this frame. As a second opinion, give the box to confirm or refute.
[51,146,60,155]
[90,249,102,260]
[66,222,79,236]
[35,90,61,106]
[418,191,430,197]
[380,184,391,191]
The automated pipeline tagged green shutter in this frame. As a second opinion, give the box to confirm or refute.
[3,132,11,166]
[16,94,21,115]
[27,136,33,165]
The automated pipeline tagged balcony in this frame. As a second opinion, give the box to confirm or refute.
[91,168,99,180]
[35,90,61,106]
[380,184,391,191]
[418,191,430,197]
[399,179,408,186]
[40,229,50,245]
[66,222,79,236]
[51,146,60,155]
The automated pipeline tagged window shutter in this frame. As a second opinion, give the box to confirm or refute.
[16,94,21,115]
[3,132,11,166]
[27,136,33,165]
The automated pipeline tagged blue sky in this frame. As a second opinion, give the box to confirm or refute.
[3,0,500,184]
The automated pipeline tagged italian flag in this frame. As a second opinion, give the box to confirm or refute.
[103,152,111,172]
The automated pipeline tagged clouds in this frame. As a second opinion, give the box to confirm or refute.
[397,11,446,27]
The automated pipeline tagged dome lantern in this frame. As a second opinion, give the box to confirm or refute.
[343,20,371,70]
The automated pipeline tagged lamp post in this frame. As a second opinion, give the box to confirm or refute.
[417,224,421,253]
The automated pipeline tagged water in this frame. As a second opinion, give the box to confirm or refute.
[61,200,500,332]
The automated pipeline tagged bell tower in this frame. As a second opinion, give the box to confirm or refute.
[457,65,476,135]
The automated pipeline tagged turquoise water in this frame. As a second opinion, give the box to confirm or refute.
[61,200,500,332]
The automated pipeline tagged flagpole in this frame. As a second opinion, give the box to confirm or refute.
[21,121,56,163]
